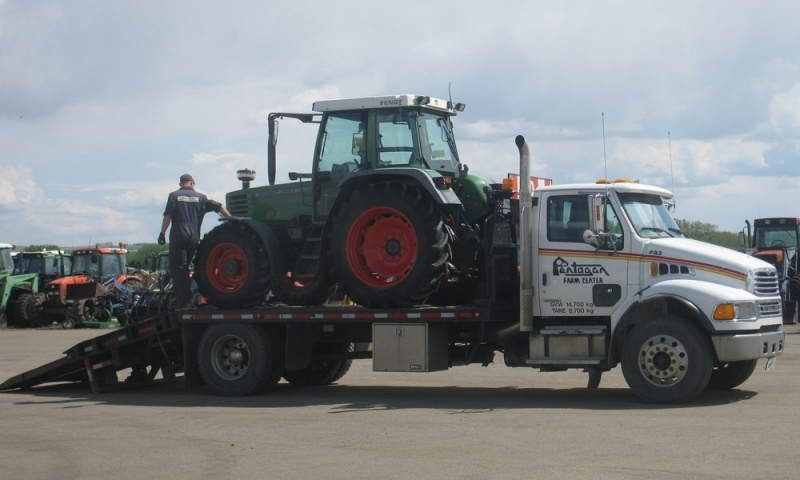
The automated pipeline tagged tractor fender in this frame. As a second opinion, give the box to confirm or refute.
[219,217,282,279]
[335,168,462,211]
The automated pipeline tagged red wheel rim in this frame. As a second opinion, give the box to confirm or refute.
[345,206,418,287]
[205,242,250,292]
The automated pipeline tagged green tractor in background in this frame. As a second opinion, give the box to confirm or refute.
[0,249,71,328]
[194,94,504,309]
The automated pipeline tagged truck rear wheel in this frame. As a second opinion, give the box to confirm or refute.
[197,323,282,396]
[329,183,448,308]
[706,360,758,390]
[195,222,272,309]
[621,316,712,403]
[282,343,353,386]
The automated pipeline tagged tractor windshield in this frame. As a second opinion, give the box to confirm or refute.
[755,225,798,249]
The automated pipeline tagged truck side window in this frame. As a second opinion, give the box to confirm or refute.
[599,200,624,250]
[547,195,589,243]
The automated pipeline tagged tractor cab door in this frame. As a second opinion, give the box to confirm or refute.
[313,110,368,222]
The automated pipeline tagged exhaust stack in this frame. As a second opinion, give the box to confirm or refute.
[516,135,533,332]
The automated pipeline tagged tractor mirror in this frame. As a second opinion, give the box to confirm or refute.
[352,133,364,156]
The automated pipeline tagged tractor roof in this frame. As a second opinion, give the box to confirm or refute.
[312,94,459,114]
[72,247,126,255]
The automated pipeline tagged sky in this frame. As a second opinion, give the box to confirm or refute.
[1,1,799,248]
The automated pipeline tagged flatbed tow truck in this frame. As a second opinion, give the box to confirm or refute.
[0,101,786,403]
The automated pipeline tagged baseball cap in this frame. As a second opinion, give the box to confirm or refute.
[180,174,194,183]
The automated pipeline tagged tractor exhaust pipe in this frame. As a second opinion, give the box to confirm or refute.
[516,135,533,332]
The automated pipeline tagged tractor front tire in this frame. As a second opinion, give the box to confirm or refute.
[329,183,449,309]
[195,222,272,309]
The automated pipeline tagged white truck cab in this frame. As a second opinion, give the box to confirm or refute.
[521,177,784,402]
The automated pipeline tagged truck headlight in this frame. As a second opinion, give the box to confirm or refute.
[713,302,757,321]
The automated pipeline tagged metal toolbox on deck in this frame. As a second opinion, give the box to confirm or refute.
[373,323,448,372]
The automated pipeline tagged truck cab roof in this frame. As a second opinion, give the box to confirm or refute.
[537,181,673,199]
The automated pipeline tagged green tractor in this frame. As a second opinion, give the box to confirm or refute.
[194,94,498,309]
[0,250,71,328]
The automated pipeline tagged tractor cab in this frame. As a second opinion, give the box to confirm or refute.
[0,243,13,276]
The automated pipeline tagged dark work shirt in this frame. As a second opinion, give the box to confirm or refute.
[163,187,222,242]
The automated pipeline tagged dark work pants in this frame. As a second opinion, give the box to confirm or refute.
[169,235,198,308]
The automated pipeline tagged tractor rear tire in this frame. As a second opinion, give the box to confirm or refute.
[329,182,449,309]
[195,222,272,309]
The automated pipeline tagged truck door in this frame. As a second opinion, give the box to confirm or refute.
[536,193,628,317]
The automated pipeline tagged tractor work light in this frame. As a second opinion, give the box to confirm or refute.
[415,96,430,105]
[237,169,256,189]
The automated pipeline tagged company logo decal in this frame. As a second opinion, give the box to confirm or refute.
[552,256,608,284]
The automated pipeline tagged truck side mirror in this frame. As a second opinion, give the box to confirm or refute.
[589,194,605,232]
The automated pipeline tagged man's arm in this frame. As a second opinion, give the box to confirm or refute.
[161,214,171,234]
[219,205,231,217]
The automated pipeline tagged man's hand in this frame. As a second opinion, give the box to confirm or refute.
[158,233,166,245]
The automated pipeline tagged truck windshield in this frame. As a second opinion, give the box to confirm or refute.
[755,226,798,249]
[618,193,686,239]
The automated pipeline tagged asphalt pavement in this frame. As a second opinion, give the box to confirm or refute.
[1,324,799,480]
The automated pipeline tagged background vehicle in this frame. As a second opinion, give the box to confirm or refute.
[0,250,71,327]
[0,243,15,327]
[0,243,13,276]
[195,94,488,309]
[741,218,799,324]
[42,246,141,328]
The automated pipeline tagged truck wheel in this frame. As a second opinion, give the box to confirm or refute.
[195,222,272,309]
[621,316,713,404]
[282,343,353,386]
[197,323,282,396]
[329,183,448,308]
[706,360,758,390]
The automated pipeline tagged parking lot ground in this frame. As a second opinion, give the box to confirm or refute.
[1,324,799,480]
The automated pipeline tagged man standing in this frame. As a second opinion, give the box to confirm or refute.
[159,173,230,308]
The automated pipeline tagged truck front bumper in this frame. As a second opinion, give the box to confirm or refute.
[712,330,785,362]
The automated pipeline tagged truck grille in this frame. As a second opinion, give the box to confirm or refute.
[751,269,779,297]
